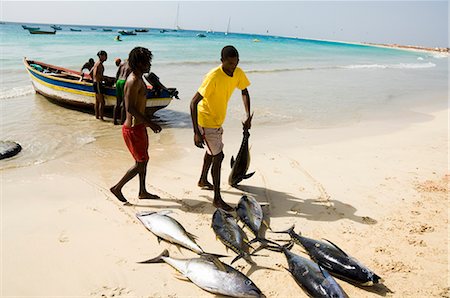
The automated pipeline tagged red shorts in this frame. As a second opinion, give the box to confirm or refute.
[122,124,149,162]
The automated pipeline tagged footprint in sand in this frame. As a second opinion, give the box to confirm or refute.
[58,231,69,243]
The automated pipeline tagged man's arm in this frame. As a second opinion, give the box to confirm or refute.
[190,92,204,148]
[125,79,161,133]
[241,88,252,129]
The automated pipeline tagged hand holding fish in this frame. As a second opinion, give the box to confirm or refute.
[243,113,253,130]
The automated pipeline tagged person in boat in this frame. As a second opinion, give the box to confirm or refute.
[110,47,162,203]
[79,58,94,81]
[190,45,252,212]
[92,50,108,120]
[114,58,132,125]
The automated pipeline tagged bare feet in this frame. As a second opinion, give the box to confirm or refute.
[139,191,160,200]
[213,197,234,212]
[110,186,128,203]
[198,180,214,190]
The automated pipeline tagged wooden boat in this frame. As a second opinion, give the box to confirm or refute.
[135,28,149,33]
[70,28,82,32]
[50,25,62,30]
[24,58,178,116]
[22,25,40,31]
[29,30,56,35]
[118,30,136,35]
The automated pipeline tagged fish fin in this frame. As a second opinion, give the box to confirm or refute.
[158,210,174,216]
[173,273,190,281]
[318,265,331,279]
[323,239,349,257]
[138,249,169,263]
[272,224,295,235]
[175,244,183,253]
[262,220,271,230]
[231,254,243,265]
[202,254,228,272]
[200,252,228,259]
[135,211,156,217]
[186,232,198,240]
[242,172,255,180]
[230,156,235,168]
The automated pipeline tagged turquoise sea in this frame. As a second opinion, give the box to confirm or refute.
[0,22,448,168]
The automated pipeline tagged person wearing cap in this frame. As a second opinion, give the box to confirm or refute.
[92,50,107,120]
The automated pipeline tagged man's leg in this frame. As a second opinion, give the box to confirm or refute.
[198,152,213,189]
[137,161,160,199]
[99,94,105,121]
[113,95,122,125]
[211,151,233,211]
[94,94,100,119]
[110,162,140,203]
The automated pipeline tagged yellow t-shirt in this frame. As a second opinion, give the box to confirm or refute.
[197,66,250,128]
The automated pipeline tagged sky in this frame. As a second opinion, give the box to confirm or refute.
[1,1,448,47]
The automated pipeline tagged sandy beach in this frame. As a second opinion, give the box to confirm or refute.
[2,94,448,297]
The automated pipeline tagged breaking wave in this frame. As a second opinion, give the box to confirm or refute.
[0,86,34,100]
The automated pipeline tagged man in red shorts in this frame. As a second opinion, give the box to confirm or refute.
[110,47,162,203]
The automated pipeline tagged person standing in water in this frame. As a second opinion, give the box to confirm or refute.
[114,58,131,125]
[110,47,162,203]
[92,50,107,120]
[190,45,252,211]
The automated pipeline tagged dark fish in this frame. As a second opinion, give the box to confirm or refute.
[228,123,255,187]
[212,208,255,265]
[275,225,382,286]
[0,141,21,160]
[236,195,279,250]
[140,249,263,297]
[281,246,347,298]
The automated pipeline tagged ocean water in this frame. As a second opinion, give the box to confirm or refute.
[0,22,448,169]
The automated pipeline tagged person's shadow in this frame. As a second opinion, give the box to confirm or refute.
[224,184,377,225]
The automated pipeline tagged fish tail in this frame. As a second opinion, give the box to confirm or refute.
[138,249,169,264]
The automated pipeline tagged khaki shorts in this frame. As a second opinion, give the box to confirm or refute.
[199,126,224,156]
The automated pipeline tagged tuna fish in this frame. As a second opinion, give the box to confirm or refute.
[136,211,205,254]
[141,249,263,298]
[275,225,382,286]
[236,195,279,250]
[228,123,255,187]
[281,245,347,298]
[212,208,256,265]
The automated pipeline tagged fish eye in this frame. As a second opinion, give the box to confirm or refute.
[362,269,367,273]
[245,280,252,286]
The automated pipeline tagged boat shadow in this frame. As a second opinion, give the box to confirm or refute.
[224,184,377,225]
[153,109,191,129]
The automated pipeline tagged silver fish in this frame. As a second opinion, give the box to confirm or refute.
[212,208,255,264]
[141,249,263,298]
[136,211,203,254]
[229,124,255,187]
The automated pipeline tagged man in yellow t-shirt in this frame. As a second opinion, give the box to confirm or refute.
[190,45,252,211]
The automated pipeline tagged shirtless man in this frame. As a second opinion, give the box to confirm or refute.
[110,47,161,204]
[92,50,107,120]
[114,58,132,125]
